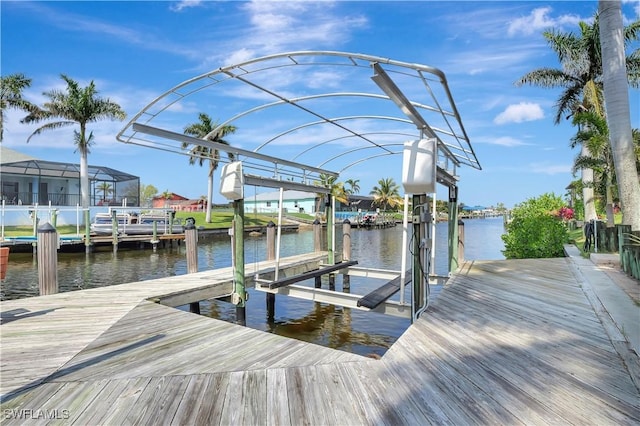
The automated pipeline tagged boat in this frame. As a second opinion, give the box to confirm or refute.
[90,211,185,235]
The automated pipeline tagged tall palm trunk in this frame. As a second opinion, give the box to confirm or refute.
[80,150,90,208]
[599,0,640,230]
[581,143,598,223]
[79,125,90,208]
[605,175,614,228]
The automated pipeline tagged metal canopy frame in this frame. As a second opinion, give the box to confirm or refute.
[118,51,481,192]
[117,51,481,320]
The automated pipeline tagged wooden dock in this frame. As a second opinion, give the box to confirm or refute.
[1,256,639,424]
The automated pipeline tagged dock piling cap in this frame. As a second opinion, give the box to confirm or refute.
[37,222,56,233]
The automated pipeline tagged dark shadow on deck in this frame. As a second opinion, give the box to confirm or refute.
[0,334,164,404]
[0,308,58,324]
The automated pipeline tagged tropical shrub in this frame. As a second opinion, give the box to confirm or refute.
[502,193,569,259]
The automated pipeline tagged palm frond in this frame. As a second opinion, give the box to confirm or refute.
[25,120,75,142]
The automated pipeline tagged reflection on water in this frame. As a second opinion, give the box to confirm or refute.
[1,218,504,356]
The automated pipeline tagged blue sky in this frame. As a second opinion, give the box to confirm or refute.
[2,0,638,208]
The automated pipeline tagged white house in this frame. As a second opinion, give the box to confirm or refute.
[244,190,318,214]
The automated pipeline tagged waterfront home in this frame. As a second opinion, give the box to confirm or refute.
[1,146,140,207]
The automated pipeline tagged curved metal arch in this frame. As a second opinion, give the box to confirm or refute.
[319,143,405,168]
[118,50,480,175]
[119,50,446,139]
[257,116,413,152]
[204,91,445,143]
[293,131,416,161]
[339,151,402,174]
[207,93,391,136]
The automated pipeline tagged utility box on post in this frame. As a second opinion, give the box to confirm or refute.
[220,161,244,201]
[402,138,437,195]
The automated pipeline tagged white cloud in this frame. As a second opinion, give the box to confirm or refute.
[529,162,571,175]
[494,102,544,124]
[507,7,584,37]
[221,0,367,65]
[444,43,544,77]
[486,136,528,147]
[170,1,203,12]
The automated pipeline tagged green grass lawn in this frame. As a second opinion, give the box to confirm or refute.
[1,211,280,237]
[172,211,279,229]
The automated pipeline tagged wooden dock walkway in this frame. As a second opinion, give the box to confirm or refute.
[1,256,639,424]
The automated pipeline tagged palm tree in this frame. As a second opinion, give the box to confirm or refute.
[315,173,348,213]
[21,74,126,208]
[0,73,39,142]
[96,182,113,203]
[571,110,615,226]
[345,178,360,196]
[599,0,640,231]
[182,113,236,223]
[370,177,402,211]
[516,13,640,224]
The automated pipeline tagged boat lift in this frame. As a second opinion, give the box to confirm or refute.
[116,51,481,322]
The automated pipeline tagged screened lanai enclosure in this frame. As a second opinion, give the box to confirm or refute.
[117,51,481,321]
[0,156,140,207]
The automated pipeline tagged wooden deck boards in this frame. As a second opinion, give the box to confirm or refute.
[1,257,639,425]
[0,252,327,398]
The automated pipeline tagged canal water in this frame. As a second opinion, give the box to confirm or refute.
[1,217,505,357]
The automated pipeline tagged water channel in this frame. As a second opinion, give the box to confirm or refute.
[1,218,505,357]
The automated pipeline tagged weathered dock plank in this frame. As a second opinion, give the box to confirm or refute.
[0,252,327,398]
[1,256,638,425]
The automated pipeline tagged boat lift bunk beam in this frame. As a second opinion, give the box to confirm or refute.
[357,270,411,309]
[254,282,412,319]
[261,260,359,290]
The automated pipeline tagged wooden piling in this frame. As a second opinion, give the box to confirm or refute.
[326,196,334,264]
[266,221,276,320]
[151,221,159,251]
[185,224,198,274]
[0,247,9,281]
[313,219,322,288]
[37,222,58,295]
[458,219,465,265]
[342,219,351,290]
[326,197,335,290]
[84,209,92,254]
[313,219,322,253]
[184,222,200,314]
[111,210,118,253]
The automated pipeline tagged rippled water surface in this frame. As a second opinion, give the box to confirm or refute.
[1,218,505,356]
